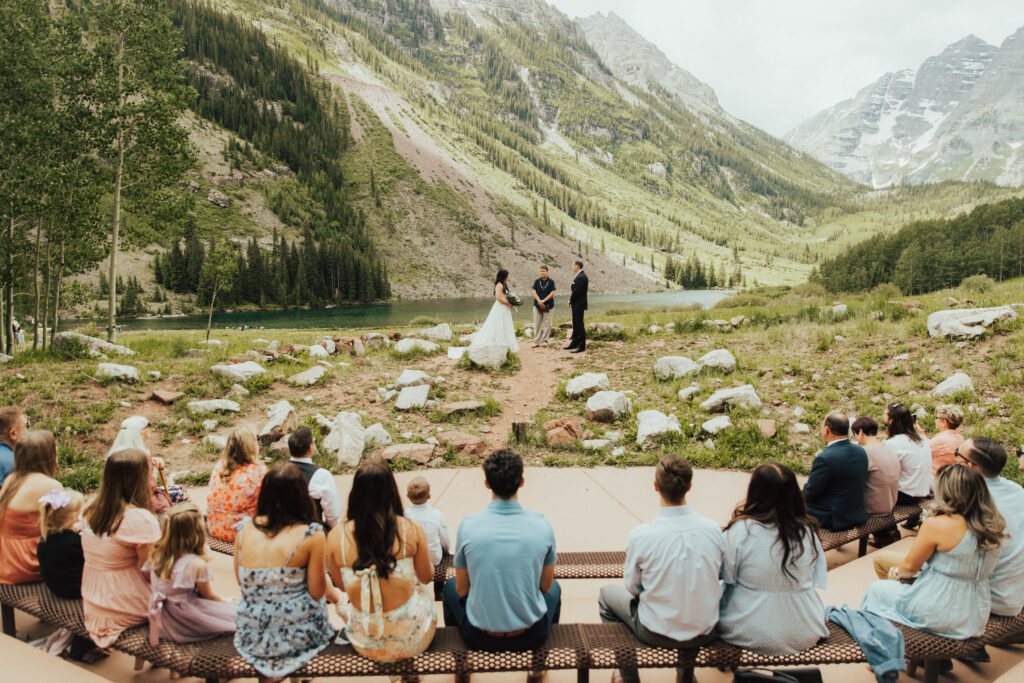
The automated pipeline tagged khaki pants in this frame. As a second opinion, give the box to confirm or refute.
[872,550,906,580]
[533,306,553,345]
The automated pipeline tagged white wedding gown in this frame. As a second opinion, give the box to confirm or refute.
[470,286,518,353]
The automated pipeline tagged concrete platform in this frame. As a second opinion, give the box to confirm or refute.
[7,467,1024,681]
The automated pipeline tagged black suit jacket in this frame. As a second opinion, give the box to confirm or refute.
[802,439,869,531]
[569,271,588,311]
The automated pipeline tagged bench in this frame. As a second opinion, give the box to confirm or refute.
[816,502,924,557]
[4,582,1022,683]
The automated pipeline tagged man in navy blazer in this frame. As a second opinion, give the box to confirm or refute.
[803,412,869,530]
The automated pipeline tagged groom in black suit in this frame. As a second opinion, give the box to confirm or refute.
[565,260,588,353]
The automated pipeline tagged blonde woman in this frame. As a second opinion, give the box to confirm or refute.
[929,405,965,473]
[206,425,268,543]
[0,431,61,583]
[861,465,1006,639]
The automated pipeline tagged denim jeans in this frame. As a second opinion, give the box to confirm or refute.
[442,577,562,652]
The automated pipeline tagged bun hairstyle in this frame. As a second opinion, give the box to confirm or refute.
[150,503,207,580]
[654,454,693,504]
[38,487,85,539]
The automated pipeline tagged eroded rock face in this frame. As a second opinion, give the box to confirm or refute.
[699,385,762,413]
[321,411,365,467]
[653,356,699,380]
[926,306,1017,338]
[211,361,265,383]
[259,400,297,444]
[931,372,974,398]
[565,372,610,397]
[585,391,632,422]
[97,363,139,382]
[636,410,681,450]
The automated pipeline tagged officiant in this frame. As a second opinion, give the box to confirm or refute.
[531,265,556,347]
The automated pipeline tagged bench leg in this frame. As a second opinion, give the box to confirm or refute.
[858,536,869,557]
[923,659,940,683]
[679,667,695,683]
[1,604,14,637]
[906,660,918,677]
[133,656,145,671]
[576,668,589,683]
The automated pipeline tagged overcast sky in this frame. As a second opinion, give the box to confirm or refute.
[547,0,1023,137]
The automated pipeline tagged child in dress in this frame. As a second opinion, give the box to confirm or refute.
[37,487,86,599]
[403,477,450,568]
[147,503,236,646]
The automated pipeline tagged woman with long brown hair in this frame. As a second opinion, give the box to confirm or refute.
[81,449,162,648]
[717,462,828,654]
[0,430,60,583]
[206,425,267,542]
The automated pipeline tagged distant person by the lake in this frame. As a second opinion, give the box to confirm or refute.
[929,405,965,473]
[565,261,588,354]
[468,268,519,361]
[531,265,556,347]
[802,412,868,531]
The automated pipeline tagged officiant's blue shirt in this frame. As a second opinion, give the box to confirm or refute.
[532,277,556,310]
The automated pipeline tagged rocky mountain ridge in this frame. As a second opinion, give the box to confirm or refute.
[787,29,1024,187]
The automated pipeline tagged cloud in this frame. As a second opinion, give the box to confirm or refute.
[548,0,1023,136]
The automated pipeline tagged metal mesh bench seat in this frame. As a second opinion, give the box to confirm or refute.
[205,528,235,556]
[817,502,925,556]
[431,552,628,599]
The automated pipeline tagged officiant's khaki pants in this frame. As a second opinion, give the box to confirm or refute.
[533,307,553,344]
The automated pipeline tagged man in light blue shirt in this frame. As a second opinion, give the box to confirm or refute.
[599,455,724,682]
[443,449,560,659]
[0,407,28,487]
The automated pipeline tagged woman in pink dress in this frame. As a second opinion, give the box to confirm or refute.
[81,449,162,648]
[206,425,267,543]
[0,431,61,584]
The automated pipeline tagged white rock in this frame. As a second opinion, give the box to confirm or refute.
[211,361,265,383]
[395,369,433,389]
[0,353,12,363]
[96,362,139,382]
[460,333,476,346]
[565,372,611,397]
[53,331,134,356]
[267,340,280,351]
[394,338,440,355]
[229,383,249,398]
[931,372,974,398]
[698,349,736,373]
[203,435,227,450]
[287,365,327,387]
[636,410,681,450]
[665,323,676,331]
[259,400,297,443]
[198,339,224,347]
[653,356,700,380]
[702,415,733,434]
[677,385,701,402]
[187,399,240,415]
[363,423,392,449]
[582,439,611,450]
[793,406,807,418]
[422,323,453,341]
[612,446,626,457]
[468,343,508,370]
[308,344,329,359]
[148,371,161,379]
[318,339,337,354]
[702,439,716,450]
[202,419,218,432]
[396,385,430,410]
[605,431,624,443]
[831,304,848,316]
[352,339,366,357]
[313,414,333,434]
[253,338,269,345]
[119,401,132,408]
[792,423,811,434]
[649,324,662,334]
[699,385,762,413]
[893,353,909,361]
[321,411,365,467]
[448,346,468,360]
[383,390,397,402]
[585,391,632,422]
[927,306,1017,338]
[425,436,440,446]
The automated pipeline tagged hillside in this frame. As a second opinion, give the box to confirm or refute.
[787,27,1024,188]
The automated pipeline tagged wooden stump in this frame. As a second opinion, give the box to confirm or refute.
[511,421,530,443]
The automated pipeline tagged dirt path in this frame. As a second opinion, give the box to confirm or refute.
[485,342,579,448]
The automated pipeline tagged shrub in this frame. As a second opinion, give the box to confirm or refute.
[960,274,996,294]
[787,282,826,300]
[409,315,441,327]
[713,293,768,309]
[869,282,902,301]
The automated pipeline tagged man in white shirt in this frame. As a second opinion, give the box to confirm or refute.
[404,476,451,566]
[288,427,342,530]
[598,455,724,682]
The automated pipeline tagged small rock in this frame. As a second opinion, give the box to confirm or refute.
[53,331,134,357]
[757,419,777,439]
[268,435,291,458]
[202,419,218,432]
[438,431,487,456]
[396,385,430,411]
[313,414,333,434]
[308,344,329,359]
[422,323,454,341]
[585,391,632,422]
[207,188,230,208]
[395,369,433,389]
[322,411,365,467]
[187,399,241,415]
[468,343,508,370]
[148,371,162,379]
[362,423,392,449]
[211,361,265,384]
[677,385,700,402]
[287,365,327,387]
[442,400,487,415]
[636,410,681,450]
[893,353,910,361]
[97,363,139,382]
[605,431,624,443]
[152,389,184,405]
[203,435,227,450]
[382,443,435,464]
[831,304,848,316]
[259,400,298,444]
[931,372,974,398]
[792,423,811,434]
[698,349,737,374]
[699,385,762,413]
[565,372,610,397]
[582,439,611,450]
[649,324,662,334]
[479,426,492,434]
[612,446,626,457]
[394,338,440,355]
[653,356,700,380]
[447,346,468,360]
[229,383,249,398]
[544,417,584,447]
[702,415,732,435]
[702,439,715,450]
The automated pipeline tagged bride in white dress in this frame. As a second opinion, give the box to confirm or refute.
[469,269,518,354]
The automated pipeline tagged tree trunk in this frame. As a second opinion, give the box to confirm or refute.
[4,216,13,356]
[52,240,65,343]
[32,218,41,350]
[0,285,5,355]
[42,240,52,350]
[205,277,218,343]
[108,131,124,343]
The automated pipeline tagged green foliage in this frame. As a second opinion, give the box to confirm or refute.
[409,315,441,327]
[57,443,104,492]
[960,274,996,294]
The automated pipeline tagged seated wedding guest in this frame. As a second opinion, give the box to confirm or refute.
[288,427,342,530]
[851,417,899,516]
[929,405,965,473]
[82,449,162,648]
[718,462,828,655]
[234,462,340,680]
[599,455,723,681]
[0,406,28,487]
[884,402,932,505]
[443,449,560,664]
[206,425,268,543]
[404,476,450,568]
[327,459,436,663]
[108,415,172,513]
[0,430,60,584]
[147,503,236,646]
[803,412,868,531]
[862,465,1005,640]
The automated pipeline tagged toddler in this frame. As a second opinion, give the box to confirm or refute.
[403,476,450,567]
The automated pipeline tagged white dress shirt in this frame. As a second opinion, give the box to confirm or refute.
[404,501,451,566]
[289,457,343,529]
[885,434,932,497]
[624,505,725,641]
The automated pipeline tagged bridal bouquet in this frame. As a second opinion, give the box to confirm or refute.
[506,292,522,307]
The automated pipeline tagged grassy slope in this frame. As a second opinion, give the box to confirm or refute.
[6,277,1024,491]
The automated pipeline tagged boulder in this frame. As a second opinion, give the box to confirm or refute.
[267,340,280,351]
[268,435,291,458]
[362,332,389,350]
[698,349,736,373]
[699,385,762,413]
[203,434,227,450]
[792,423,811,434]
[438,431,488,457]
[677,385,700,402]
[636,410,681,450]
[211,361,265,384]
[0,353,12,363]
[287,365,327,387]
[308,344,329,359]
[207,188,230,208]
[258,400,297,444]
[467,343,507,370]
[318,338,337,354]
[702,415,732,435]
[422,323,454,341]
[757,419,778,439]
[228,383,250,398]
[382,443,435,464]
[395,369,432,389]
[395,385,430,411]
[53,331,134,356]
[97,362,139,382]
[393,338,439,355]
[587,322,623,334]
[648,324,662,334]
[351,339,366,357]
[363,423,393,449]
[585,391,632,422]
[926,306,1017,338]
[931,372,974,398]
[545,417,584,447]
[187,399,240,415]
[321,411,365,467]
[442,400,486,415]
[565,372,610,397]
[582,439,611,450]
[653,356,700,380]
[152,389,184,405]
[313,413,334,434]
[729,315,746,327]
[830,303,848,317]
[447,346,468,360]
